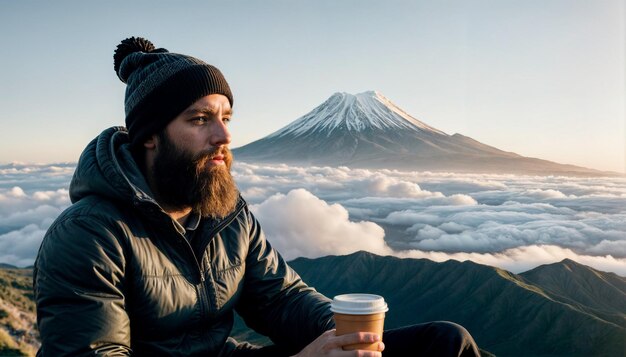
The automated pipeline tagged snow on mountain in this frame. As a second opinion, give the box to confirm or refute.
[268,91,446,138]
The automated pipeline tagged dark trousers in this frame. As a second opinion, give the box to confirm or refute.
[231,321,481,357]
[382,322,480,357]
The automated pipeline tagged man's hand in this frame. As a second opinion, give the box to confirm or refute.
[292,329,385,357]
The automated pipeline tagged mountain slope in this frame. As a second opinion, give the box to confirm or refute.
[233,91,612,176]
[520,259,626,327]
[287,252,625,357]
[0,268,38,356]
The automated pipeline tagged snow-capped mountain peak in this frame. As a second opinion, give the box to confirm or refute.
[233,90,607,176]
[267,90,447,138]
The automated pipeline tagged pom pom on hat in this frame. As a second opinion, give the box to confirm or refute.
[114,37,156,74]
[113,37,169,83]
[113,36,233,147]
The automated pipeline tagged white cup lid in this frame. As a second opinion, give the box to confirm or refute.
[330,293,389,314]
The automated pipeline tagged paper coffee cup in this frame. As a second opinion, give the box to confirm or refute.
[330,294,388,351]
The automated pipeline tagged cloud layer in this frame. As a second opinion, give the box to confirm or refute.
[233,162,626,275]
[0,163,74,266]
[1,161,625,276]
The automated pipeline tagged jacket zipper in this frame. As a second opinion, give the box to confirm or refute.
[175,200,245,278]
[176,201,246,326]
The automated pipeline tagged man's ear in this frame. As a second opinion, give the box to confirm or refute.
[144,134,157,150]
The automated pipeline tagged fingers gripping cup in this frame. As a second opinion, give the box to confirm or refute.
[330,294,388,351]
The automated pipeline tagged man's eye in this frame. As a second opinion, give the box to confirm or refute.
[223,117,232,124]
[192,117,208,124]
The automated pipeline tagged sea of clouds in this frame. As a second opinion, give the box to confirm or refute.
[1,162,625,275]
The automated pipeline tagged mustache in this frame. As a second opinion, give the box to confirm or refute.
[193,146,233,165]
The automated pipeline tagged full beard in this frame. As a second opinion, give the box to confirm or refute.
[151,131,239,219]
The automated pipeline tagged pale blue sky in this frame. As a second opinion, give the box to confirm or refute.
[1,0,624,173]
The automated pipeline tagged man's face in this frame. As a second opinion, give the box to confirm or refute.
[149,94,239,218]
[163,93,233,161]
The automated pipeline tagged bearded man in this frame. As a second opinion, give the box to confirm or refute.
[34,37,480,357]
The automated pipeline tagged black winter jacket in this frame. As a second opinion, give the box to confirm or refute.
[34,127,334,356]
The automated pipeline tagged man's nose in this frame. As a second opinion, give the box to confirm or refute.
[209,118,232,147]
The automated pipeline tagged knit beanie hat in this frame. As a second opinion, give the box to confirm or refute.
[113,37,233,147]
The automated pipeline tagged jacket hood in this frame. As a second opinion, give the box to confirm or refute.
[69,126,156,206]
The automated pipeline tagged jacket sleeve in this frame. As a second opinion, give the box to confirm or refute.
[234,209,335,354]
[34,213,131,356]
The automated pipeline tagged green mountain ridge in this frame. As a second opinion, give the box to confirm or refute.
[520,259,626,328]
[285,252,625,357]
